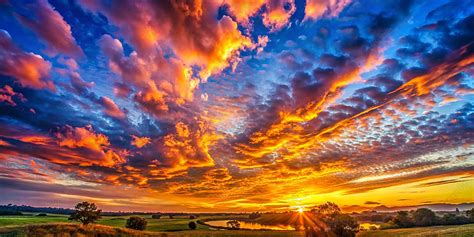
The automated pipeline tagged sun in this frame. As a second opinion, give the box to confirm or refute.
[297,207,305,213]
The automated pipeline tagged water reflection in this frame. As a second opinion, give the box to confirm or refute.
[205,220,295,230]
[359,222,380,230]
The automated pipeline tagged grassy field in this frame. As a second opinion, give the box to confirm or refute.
[1,214,474,236]
[357,224,474,237]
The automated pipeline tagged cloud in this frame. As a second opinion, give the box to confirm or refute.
[99,96,125,119]
[13,0,83,57]
[82,0,253,81]
[130,135,150,148]
[0,85,25,106]
[304,0,352,21]
[364,201,381,205]
[0,30,54,90]
[54,125,126,167]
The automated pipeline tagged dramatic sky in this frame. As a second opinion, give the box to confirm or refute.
[0,0,473,212]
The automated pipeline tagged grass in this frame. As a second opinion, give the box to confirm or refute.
[1,214,473,236]
[0,223,166,237]
[0,223,304,237]
[357,223,474,237]
[0,214,245,232]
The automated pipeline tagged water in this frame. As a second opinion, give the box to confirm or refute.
[205,220,295,230]
[359,222,381,230]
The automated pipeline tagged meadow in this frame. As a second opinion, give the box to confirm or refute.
[1,214,474,237]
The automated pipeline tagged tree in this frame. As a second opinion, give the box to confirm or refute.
[311,202,341,215]
[326,214,359,237]
[188,221,197,230]
[393,211,413,228]
[125,216,147,230]
[467,208,474,222]
[68,202,101,225]
[412,208,436,226]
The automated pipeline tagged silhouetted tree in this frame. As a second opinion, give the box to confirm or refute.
[467,208,474,222]
[311,202,341,215]
[69,202,101,225]
[125,216,147,230]
[441,213,469,225]
[189,215,195,219]
[326,214,359,237]
[188,221,197,230]
[169,215,173,219]
[393,211,413,228]
[412,208,436,226]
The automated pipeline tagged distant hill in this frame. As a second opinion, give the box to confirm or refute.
[372,203,474,212]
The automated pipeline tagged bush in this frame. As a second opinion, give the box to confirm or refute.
[0,210,22,215]
[393,211,414,228]
[69,202,101,225]
[249,212,262,219]
[188,221,197,230]
[441,213,470,225]
[190,215,195,219]
[412,208,436,226]
[326,214,359,237]
[467,208,474,222]
[151,214,161,219]
[125,216,147,230]
[36,213,47,216]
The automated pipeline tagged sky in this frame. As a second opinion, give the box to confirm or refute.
[0,0,473,213]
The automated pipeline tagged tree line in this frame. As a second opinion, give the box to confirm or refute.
[386,207,474,228]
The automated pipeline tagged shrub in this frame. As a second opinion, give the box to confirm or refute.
[190,215,195,219]
[0,210,22,215]
[151,214,161,219]
[188,221,197,230]
[467,208,474,222]
[36,213,47,216]
[326,214,359,237]
[441,213,470,225]
[412,208,436,226]
[125,216,147,230]
[226,220,240,229]
[393,211,414,228]
[69,202,101,225]
[249,212,262,219]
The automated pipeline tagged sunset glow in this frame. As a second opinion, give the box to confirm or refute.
[0,0,473,214]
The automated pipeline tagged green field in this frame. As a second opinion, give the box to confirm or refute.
[1,214,473,236]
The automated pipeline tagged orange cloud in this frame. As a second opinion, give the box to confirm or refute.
[131,135,151,148]
[55,125,125,167]
[304,0,352,21]
[0,30,54,90]
[154,120,220,178]
[262,0,296,31]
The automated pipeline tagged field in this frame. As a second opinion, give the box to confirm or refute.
[357,224,474,237]
[1,214,474,236]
